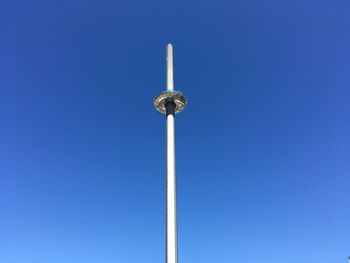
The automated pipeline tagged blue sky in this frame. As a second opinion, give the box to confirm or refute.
[1,0,349,262]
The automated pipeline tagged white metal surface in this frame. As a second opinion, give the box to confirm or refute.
[166,43,177,263]
[166,44,174,91]
[166,103,177,263]
[154,43,186,263]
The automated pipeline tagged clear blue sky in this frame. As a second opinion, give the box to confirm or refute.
[1,0,349,262]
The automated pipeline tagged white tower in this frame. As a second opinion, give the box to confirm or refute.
[154,44,187,263]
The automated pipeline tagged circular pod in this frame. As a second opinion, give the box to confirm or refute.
[154,91,187,114]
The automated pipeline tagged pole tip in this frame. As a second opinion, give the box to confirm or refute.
[167,44,174,54]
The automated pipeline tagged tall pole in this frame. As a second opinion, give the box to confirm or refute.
[154,44,187,263]
[165,44,177,263]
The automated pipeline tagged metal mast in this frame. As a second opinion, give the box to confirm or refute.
[154,44,187,263]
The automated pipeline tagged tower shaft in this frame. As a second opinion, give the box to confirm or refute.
[166,44,174,91]
[154,44,187,263]
[166,100,177,263]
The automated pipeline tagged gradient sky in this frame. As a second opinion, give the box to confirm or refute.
[1,0,350,262]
